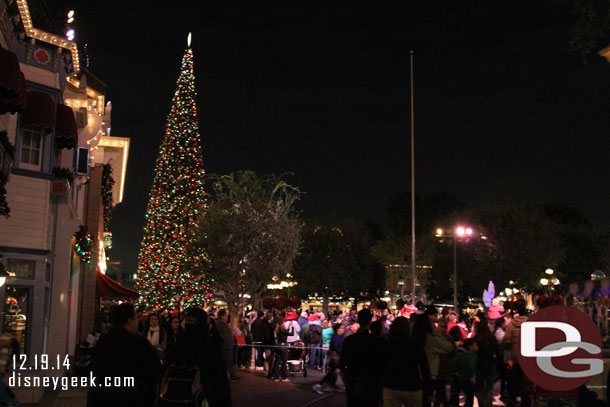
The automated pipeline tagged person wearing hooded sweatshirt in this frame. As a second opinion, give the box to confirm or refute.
[503,301,529,407]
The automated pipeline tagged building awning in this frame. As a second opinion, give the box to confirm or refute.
[0,48,21,99]
[96,268,139,300]
[0,47,26,114]
[54,103,78,149]
[22,91,55,132]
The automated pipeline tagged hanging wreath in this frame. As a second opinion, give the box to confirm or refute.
[103,232,113,249]
[276,296,290,310]
[289,296,301,309]
[0,131,13,219]
[262,297,276,310]
[101,164,115,232]
[73,225,92,263]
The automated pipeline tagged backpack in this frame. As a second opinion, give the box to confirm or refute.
[308,324,322,343]
[158,363,206,407]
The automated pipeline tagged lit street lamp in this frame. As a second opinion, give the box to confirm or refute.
[0,257,7,288]
[435,226,481,311]
[540,268,560,293]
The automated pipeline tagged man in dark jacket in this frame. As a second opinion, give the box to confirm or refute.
[87,303,160,407]
[216,309,240,382]
[250,311,265,370]
[261,312,276,377]
[340,308,384,407]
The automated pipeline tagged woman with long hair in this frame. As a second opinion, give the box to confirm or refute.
[412,313,454,407]
[165,316,182,353]
[143,313,167,360]
[382,316,431,407]
[272,315,294,382]
[474,317,498,407]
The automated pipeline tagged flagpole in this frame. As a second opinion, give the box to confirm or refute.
[410,50,417,301]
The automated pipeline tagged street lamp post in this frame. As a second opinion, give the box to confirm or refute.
[453,236,457,311]
[398,274,405,298]
[436,226,477,312]
[540,268,560,294]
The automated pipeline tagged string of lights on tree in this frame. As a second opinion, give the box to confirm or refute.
[73,225,92,263]
[101,163,115,232]
[103,232,112,249]
[135,37,212,308]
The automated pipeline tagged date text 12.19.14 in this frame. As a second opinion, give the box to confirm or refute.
[12,355,70,371]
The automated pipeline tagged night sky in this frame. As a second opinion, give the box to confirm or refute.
[73,1,610,274]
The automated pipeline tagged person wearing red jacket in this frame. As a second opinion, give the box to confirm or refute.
[447,312,468,342]
[488,298,505,320]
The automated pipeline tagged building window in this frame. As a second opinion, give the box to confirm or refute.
[20,127,44,171]
[7,260,35,279]
[4,286,30,355]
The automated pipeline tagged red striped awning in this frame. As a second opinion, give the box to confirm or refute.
[0,48,26,114]
[96,268,139,299]
[22,91,55,132]
[0,48,21,99]
[54,104,78,149]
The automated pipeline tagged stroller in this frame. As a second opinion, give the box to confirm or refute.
[286,341,307,378]
[74,333,99,376]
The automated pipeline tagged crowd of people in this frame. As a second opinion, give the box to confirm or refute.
[84,296,602,407]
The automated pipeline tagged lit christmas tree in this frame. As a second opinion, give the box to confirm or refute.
[136,35,212,308]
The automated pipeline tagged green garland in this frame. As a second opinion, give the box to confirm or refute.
[0,130,14,218]
[101,164,115,232]
[0,184,9,218]
[73,225,92,263]
[104,232,112,249]
[0,131,15,160]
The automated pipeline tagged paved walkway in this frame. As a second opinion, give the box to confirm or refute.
[23,367,345,407]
